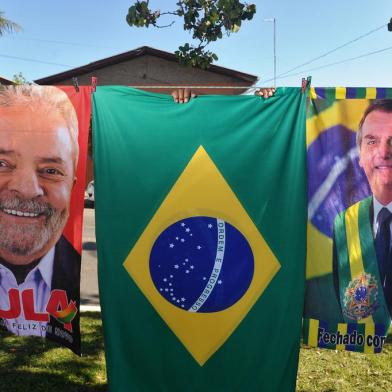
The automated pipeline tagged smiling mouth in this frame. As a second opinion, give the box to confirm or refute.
[1,208,40,218]
[375,164,392,169]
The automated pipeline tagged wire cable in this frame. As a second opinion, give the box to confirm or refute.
[0,53,73,68]
[4,36,121,50]
[277,23,387,78]
[262,45,392,83]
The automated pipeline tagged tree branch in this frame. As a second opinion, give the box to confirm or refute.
[158,11,180,16]
[155,21,176,28]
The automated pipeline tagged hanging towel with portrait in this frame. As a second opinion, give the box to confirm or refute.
[0,85,91,354]
[93,86,308,392]
[303,87,392,353]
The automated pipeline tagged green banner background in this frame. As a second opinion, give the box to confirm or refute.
[93,86,307,391]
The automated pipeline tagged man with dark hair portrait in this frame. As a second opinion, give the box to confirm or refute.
[333,100,392,326]
[0,85,81,352]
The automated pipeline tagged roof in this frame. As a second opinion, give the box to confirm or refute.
[0,76,15,85]
[34,46,258,85]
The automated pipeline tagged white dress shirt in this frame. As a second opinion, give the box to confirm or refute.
[0,247,55,337]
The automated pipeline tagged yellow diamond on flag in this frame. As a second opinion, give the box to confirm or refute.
[123,145,280,366]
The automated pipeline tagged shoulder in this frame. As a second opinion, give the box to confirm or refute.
[55,236,80,262]
[52,236,81,291]
[334,196,372,227]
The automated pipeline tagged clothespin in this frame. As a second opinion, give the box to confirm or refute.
[72,77,79,92]
[301,78,307,94]
[301,76,312,93]
[91,76,97,92]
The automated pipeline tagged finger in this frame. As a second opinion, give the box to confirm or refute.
[172,90,179,103]
[255,88,276,98]
[191,91,197,99]
[178,89,184,103]
[184,88,190,103]
[256,89,268,97]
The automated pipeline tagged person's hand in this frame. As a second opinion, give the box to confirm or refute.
[255,88,276,98]
[171,89,197,103]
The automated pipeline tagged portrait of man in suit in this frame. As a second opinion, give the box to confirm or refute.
[333,100,392,325]
[0,85,81,352]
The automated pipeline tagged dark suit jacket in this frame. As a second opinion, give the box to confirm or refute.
[46,235,81,355]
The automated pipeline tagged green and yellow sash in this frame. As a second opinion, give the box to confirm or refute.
[334,196,390,326]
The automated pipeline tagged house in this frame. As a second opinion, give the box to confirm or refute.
[0,76,15,85]
[35,46,258,185]
[35,46,258,95]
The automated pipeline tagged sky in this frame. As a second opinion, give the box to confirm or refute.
[0,0,391,87]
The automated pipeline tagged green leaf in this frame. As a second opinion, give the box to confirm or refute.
[126,0,257,67]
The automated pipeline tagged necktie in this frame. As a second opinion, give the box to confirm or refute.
[375,207,392,315]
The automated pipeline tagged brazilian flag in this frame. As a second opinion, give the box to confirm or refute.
[92,86,308,391]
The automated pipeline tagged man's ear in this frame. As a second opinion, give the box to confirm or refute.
[72,177,77,189]
[358,151,363,168]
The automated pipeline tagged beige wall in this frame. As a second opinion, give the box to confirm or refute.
[52,54,255,187]
[54,55,252,95]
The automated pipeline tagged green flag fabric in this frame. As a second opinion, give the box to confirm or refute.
[92,86,308,391]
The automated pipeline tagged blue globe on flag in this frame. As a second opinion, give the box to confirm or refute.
[149,216,254,313]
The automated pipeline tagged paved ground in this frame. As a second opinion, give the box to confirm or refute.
[81,208,100,306]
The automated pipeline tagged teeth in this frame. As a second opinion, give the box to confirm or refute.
[2,208,39,217]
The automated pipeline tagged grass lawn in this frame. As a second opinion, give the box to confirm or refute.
[0,312,106,392]
[298,339,392,392]
[1,313,391,391]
